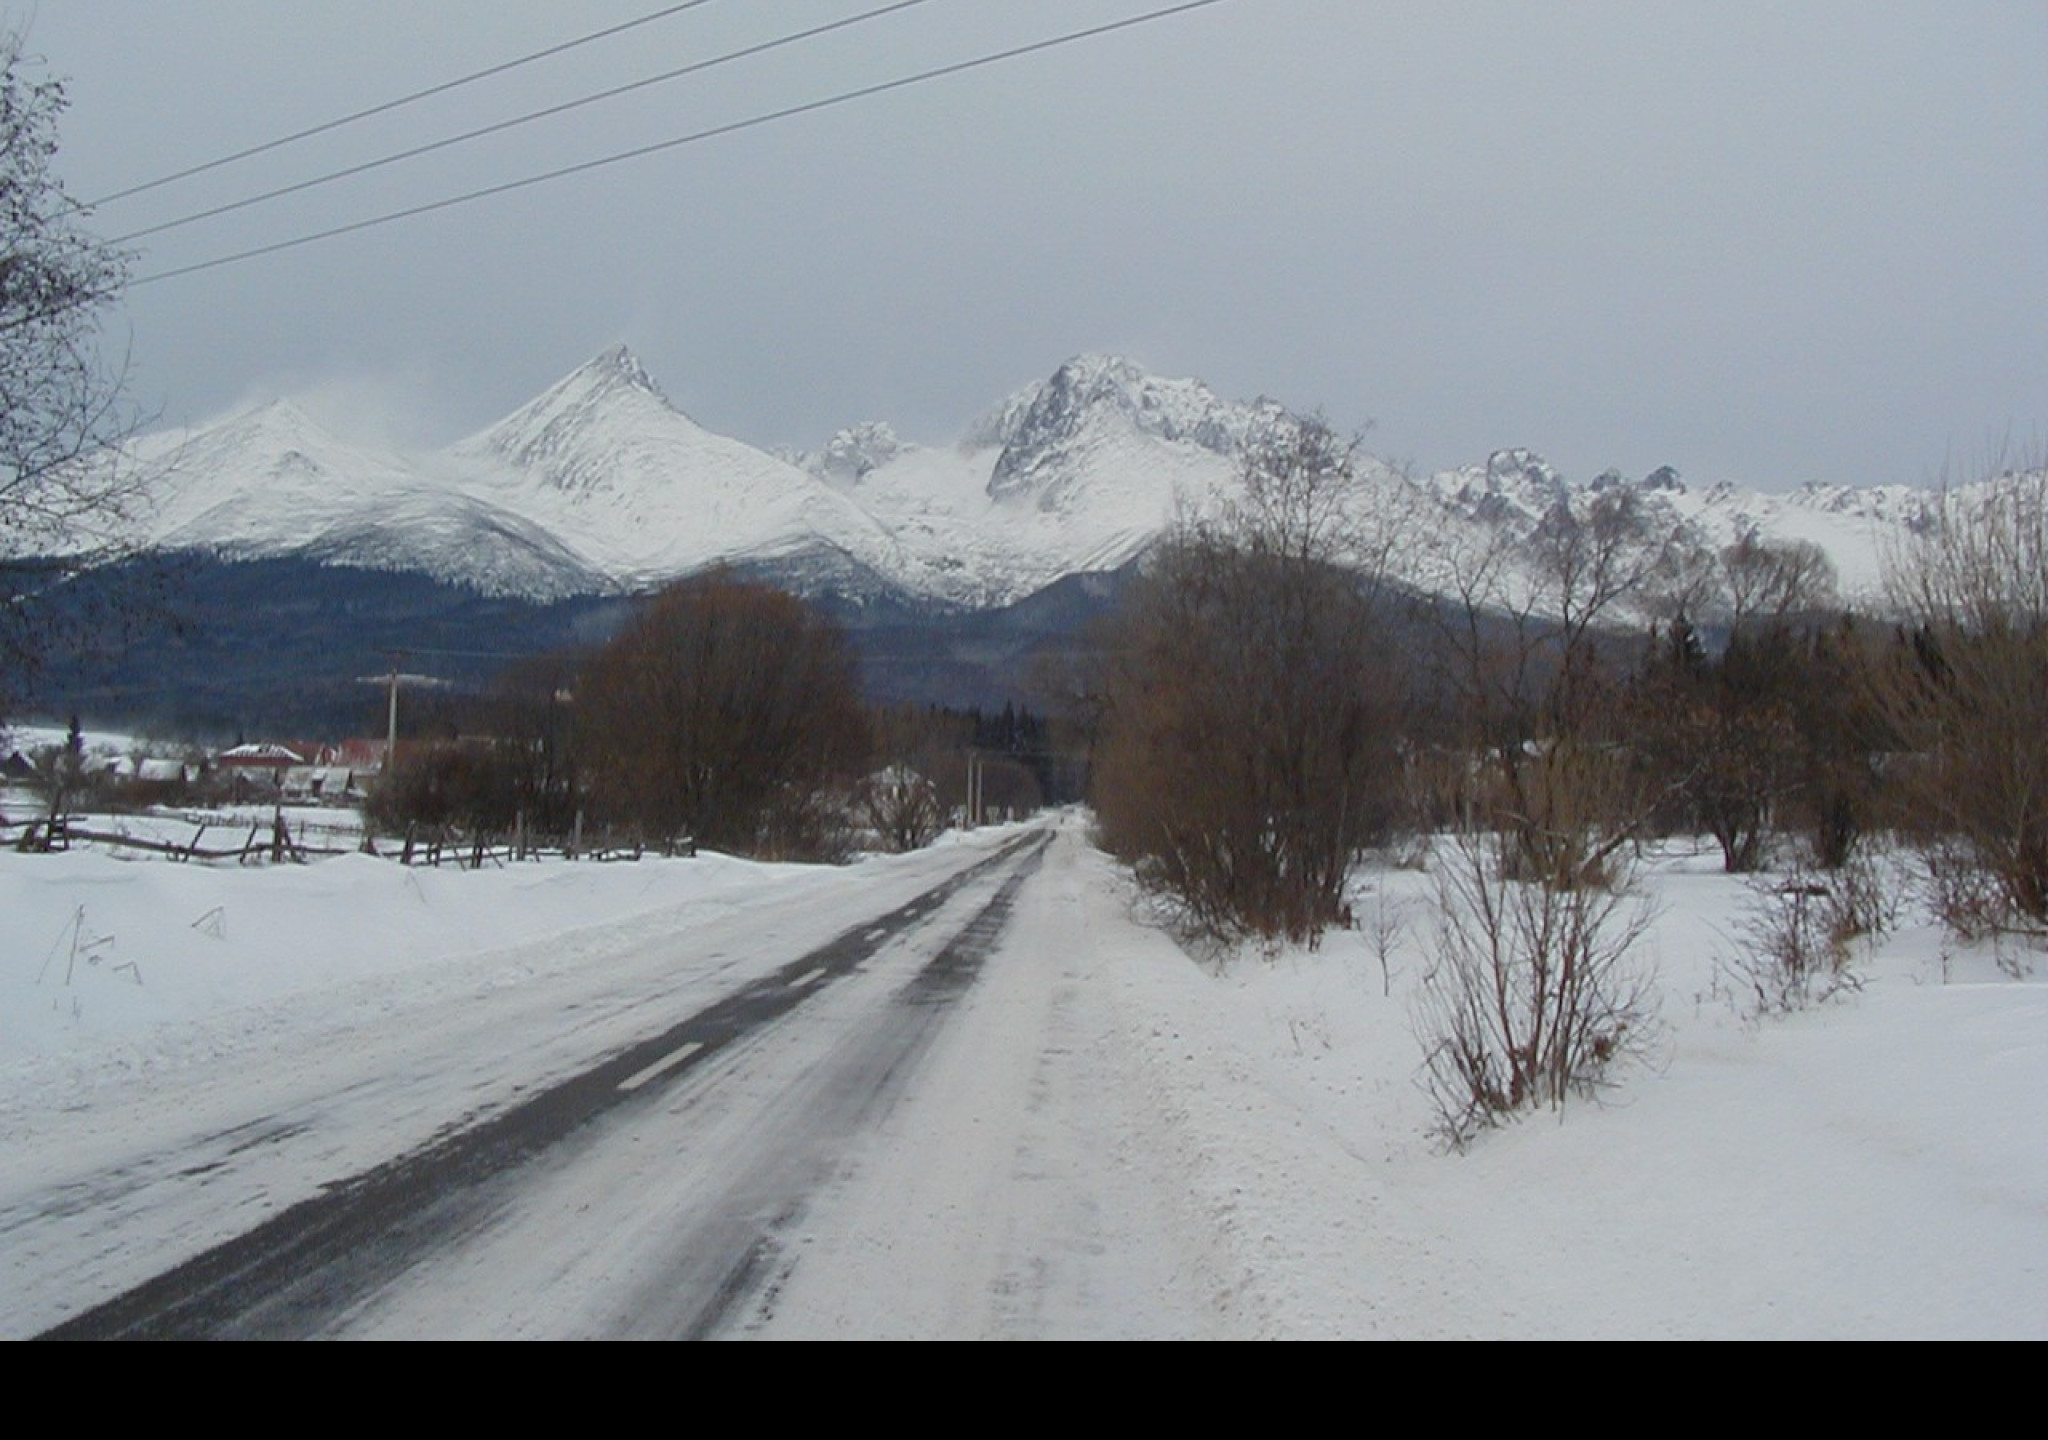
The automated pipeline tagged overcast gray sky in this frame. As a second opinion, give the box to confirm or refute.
[24,0,2048,491]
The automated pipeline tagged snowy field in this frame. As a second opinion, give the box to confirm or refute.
[1,814,2041,1338]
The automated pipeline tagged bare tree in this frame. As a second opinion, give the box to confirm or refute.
[1879,460,2048,932]
[1426,487,1665,889]
[1224,411,1403,586]
[576,574,870,859]
[1690,538,1844,869]
[1093,413,1405,943]
[1722,533,1837,632]
[1535,487,1660,690]
[1630,613,1804,873]
[0,30,138,712]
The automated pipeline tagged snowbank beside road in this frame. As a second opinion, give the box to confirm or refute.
[1090,843,2047,1338]
[2,845,769,1065]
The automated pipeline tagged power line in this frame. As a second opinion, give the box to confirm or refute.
[133,0,1235,289]
[86,1,722,210]
[110,0,937,247]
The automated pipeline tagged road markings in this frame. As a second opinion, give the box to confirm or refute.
[618,1041,703,1094]
[788,967,827,990]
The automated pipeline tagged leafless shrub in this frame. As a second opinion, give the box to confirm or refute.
[1723,853,1882,1017]
[367,740,529,835]
[1923,836,2016,944]
[1828,847,1900,942]
[755,780,859,864]
[1365,885,1408,997]
[1414,825,1661,1149]
[854,763,943,853]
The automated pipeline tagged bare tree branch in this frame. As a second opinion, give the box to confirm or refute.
[0,29,140,713]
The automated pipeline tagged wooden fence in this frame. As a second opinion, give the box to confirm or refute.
[5,807,693,870]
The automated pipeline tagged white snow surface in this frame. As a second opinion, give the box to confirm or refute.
[116,347,2012,613]
[1,815,2039,1339]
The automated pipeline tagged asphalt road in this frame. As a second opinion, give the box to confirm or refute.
[33,829,1052,1340]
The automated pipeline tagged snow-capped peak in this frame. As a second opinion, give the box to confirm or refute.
[433,351,910,591]
[454,346,704,493]
[1427,448,1569,527]
[139,396,406,527]
[804,421,908,486]
[1484,447,1565,497]
[985,354,1270,503]
[582,343,665,401]
[1590,464,1685,497]
[168,396,337,457]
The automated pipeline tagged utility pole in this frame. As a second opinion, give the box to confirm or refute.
[385,650,405,776]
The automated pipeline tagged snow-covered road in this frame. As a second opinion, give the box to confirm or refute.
[5,820,1229,1338]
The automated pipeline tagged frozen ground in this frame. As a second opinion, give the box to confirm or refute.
[1,814,2041,1338]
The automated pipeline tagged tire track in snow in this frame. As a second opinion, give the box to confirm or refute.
[37,832,1046,1340]
[632,831,1052,1339]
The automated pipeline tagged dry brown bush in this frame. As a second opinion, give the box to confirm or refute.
[1415,817,1662,1149]
[576,573,868,859]
[1092,415,1405,944]
[1879,461,2048,934]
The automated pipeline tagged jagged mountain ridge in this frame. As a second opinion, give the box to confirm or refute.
[129,346,1971,615]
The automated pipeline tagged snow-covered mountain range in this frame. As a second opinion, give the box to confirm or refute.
[129,346,1983,615]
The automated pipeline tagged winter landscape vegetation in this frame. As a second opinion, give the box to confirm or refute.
[3,6,2045,1338]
